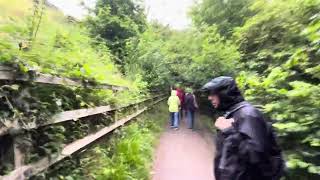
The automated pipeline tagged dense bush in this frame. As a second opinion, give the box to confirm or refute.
[234,0,320,178]
[125,24,240,88]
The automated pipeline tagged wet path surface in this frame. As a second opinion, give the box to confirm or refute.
[152,118,215,180]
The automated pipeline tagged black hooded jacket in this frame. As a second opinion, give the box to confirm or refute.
[202,77,284,180]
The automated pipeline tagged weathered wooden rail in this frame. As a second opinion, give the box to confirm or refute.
[0,94,166,137]
[0,65,128,91]
[0,96,166,180]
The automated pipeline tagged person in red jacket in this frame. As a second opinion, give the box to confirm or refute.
[175,85,185,119]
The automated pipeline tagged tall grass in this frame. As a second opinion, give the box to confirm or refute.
[0,0,148,123]
[0,0,130,86]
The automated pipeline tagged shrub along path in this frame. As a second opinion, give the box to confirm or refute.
[152,116,215,180]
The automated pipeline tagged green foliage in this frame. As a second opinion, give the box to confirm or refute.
[125,23,240,89]
[0,0,130,86]
[2,0,320,179]
[42,102,167,180]
[0,0,149,125]
[87,103,166,180]
[0,1,149,175]
[86,0,146,67]
[121,0,320,178]
[125,24,174,88]
[191,0,254,37]
[232,0,320,178]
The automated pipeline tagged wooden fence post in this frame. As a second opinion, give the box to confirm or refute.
[13,136,24,169]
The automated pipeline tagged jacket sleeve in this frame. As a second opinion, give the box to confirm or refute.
[193,95,199,108]
[218,113,268,179]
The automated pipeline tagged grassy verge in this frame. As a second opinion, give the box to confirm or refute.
[0,0,148,122]
[0,0,129,86]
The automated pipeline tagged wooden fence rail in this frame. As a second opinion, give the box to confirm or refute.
[44,94,166,126]
[0,94,166,137]
[0,96,166,180]
[0,65,128,91]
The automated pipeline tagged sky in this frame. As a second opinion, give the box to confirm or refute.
[47,0,196,30]
[144,0,195,29]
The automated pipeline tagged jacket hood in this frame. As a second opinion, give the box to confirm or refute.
[201,76,244,111]
[171,90,177,96]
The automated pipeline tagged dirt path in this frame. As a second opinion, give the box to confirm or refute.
[152,118,215,180]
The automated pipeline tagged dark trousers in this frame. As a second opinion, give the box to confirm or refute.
[179,108,184,119]
[186,110,195,129]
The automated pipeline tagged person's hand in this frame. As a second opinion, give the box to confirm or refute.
[214,117,234,130]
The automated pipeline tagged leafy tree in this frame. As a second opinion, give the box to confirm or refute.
[86,0,146,67]
[191,0,254,37]
[125,23,175,89]
[125,23,240,89]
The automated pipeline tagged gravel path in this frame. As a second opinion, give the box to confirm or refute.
[152,119,215,180]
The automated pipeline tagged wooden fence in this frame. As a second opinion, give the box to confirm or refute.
[0,94,165,137]
[0,65,167,180]
[0,96,166,180]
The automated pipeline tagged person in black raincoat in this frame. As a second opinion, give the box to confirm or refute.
[201,76,284,180]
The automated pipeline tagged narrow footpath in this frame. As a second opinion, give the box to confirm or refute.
[152,117,215,180]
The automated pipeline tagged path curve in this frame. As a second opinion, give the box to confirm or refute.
[152,120,215,180]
